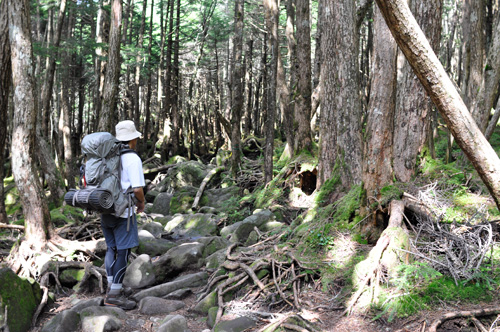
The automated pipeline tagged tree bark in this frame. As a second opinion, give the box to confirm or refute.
[461,0,487,131]
[294,0,312,153]
[480,16,500,139]
[263,0,279,184]
[317,0,363,187]
[40,0,67,139]
[0,0,11,224]
[375,0,500,210]
[362,6,397,202]
[230,0,245,177]
[8,0,53,245]
[392,0,442,182]
[134,0,147,128]
[98,0,122,132]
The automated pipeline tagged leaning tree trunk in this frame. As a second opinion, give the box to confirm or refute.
[362,6,397,203]
[98,0,122,133]
[8,0,52,246]
[134,0,147,128]
[375,0,500,211]
[0,0,11,224]
[230,0,245,177]
[317,0,363,188]
[392,0,442,182]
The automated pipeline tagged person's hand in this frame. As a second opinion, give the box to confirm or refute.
[136,200,145,214]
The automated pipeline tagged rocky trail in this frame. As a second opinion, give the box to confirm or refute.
[3,158,494,332]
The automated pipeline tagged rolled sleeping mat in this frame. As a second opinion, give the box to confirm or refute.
[64,188,114,213]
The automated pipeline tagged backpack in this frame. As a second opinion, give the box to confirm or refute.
[64,132,137,216]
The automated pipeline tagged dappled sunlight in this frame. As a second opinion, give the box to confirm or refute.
[324,232,358,269]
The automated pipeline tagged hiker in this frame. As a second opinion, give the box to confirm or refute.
[102,120,145,310]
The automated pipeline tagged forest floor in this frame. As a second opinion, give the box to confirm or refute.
[27,255,500,332]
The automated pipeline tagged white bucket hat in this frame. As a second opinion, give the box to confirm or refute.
[115,120,142,141]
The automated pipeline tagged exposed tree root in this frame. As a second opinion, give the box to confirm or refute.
[428,308,500,332]
[345,200,408,315]
[199,233,322,331]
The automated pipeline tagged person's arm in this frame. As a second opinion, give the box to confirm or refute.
[133,187,145,213]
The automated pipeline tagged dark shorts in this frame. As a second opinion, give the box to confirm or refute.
[100,213,139,250]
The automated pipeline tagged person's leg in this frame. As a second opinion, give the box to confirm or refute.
[109,248,130,291]
[104,246,117,288]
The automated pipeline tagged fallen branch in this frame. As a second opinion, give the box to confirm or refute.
[428,308,500,332]
[0,223,24,230]
[143,164,175,175]
[192,166,224,210]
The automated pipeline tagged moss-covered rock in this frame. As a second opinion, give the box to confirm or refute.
[50,205,85,227]
[60,268,86,287]
[156,161,212,192]
[193,290,217,314]
[0,267,41,332]
[169,187,198,214]
[163,214,218,240]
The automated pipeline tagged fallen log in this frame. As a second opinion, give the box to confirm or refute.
[192,166,224,210]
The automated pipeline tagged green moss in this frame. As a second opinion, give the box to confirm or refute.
[0,268,39,332]
[169,191,195,214]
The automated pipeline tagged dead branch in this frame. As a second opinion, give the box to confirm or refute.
[428,308,500,332]
[143,164,175,175]
[192,166,224,210]
[0,223,24,230]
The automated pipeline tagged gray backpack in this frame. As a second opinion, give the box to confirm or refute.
[65,132,137,217]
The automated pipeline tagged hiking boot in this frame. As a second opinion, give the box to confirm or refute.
[104,293,136,310]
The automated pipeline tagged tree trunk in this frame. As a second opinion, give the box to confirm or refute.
[480,16,500,140]
[263,0,279,184]
[170,0,182,156]
[134,0,147,128]
[280,0,295,159]
[41,0,67,139]
[461,0,487,131]
[294,0,312,153]
[317,0,363,188]
[98,0,122,132]
[244,39,254,136]
[375,0,500,211]
[8,0,53,244]
[392,0,442,183]
[230,0,245,177]
[142,0,154,152]
[0,0,11,224]
[363,6,397,203]
[94,0,109,131]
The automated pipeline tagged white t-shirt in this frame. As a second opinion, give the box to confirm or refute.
[118,152,145,218]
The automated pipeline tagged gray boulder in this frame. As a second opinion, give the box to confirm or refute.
[220,209,274,243]
[158,315,192,332]
[152,192,174,215]
[198,236,230,257]
[70,297,104,313]
[164,288,192,300]
[133,272,208,301]
[41,309,80,332]
[123,254,156,289]
[206,249,227,269]
[145,189,160,203]
[137,237,176,257]
[138,297,185,315]
[141,221,164,238]
[153,242,206,281]
[163,214,218,240]
[202,187,240,209]
[213,316,257,332]
[0,267,41,332]
[138,229,155,239]
[156,161,212,192]
[79,306,126,332]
